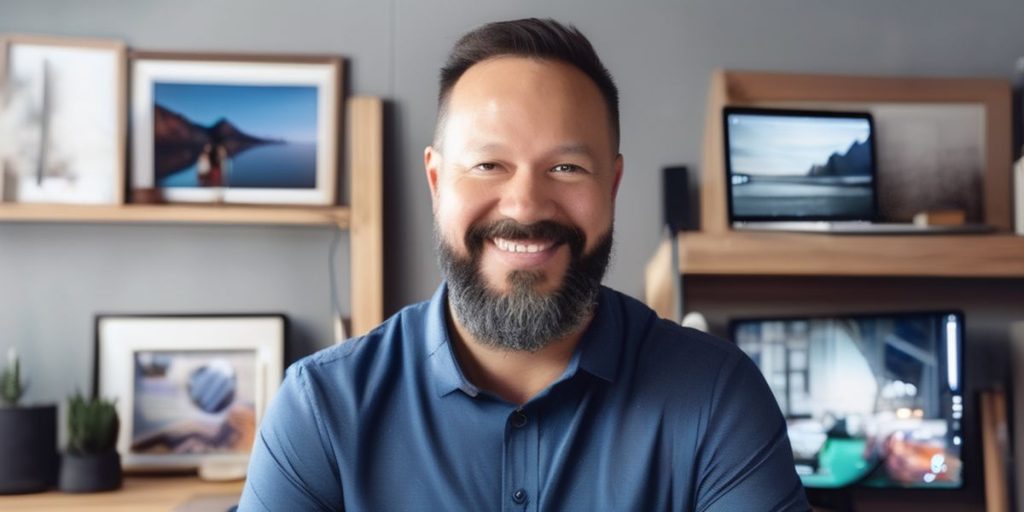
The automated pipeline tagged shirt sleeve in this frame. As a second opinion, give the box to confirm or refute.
[694,352,811,512]
[238,363,343,512]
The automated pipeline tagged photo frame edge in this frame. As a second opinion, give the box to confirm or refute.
[93,313,286,471]
[127,51,345,206]
[2,33,128,205]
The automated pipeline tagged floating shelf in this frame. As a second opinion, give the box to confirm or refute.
[0,203,350,227]
[667,232,1024,277]
[645,232,1024,320]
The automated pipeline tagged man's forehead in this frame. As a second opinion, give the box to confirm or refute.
[448,56,594,103]
[473,141,592,153]
[465,142,597,158]
[440,56,614,155]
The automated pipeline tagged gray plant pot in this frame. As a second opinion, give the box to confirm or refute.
[0,404,58,494]
[59,450,122,493]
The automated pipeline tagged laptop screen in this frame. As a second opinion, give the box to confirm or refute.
[723,107,878,223]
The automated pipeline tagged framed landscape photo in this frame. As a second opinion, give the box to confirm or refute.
[0,34,126,204]
[95,314,285,471]
[130,52,342,205]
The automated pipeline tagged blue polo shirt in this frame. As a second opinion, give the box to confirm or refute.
[239,284,809,511]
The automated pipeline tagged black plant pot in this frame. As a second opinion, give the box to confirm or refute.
[59,450,122,493]
[0,404,59,494]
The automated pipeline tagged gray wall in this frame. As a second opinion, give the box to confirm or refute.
[2,0,1024,405]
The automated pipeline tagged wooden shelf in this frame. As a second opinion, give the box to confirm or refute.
[672,231,1024,277]
[0,475,243,511]
[0,203,351,227]
[1,96,383,336]
[645,232,1024,319]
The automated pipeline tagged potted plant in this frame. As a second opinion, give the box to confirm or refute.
[59,392,122,493]
[0,348,59,494]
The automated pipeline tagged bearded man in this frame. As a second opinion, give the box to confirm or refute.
[239,18,808,512]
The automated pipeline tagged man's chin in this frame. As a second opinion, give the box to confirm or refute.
[479,267,571,297]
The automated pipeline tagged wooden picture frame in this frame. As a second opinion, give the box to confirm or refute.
[95,314,285,472]
[129,52,343,206]
[0,34,127,205]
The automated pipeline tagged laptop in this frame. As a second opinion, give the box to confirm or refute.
[722,106,992,234]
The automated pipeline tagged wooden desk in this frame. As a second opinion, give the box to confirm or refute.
[0,476,244,511]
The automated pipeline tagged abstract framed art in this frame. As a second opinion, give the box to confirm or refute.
[129,52,342,205]
[0,34,126,204]
[94,314,285,471]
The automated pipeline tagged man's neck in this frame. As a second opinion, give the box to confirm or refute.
[446,304,590,406]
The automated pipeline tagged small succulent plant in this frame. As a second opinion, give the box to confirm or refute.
[66,392,119,456]
[1,348,25,407]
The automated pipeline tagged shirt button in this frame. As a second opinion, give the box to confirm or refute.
[511,410,528,428]
[512,488,527,504]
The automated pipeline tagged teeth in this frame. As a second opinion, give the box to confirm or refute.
[494,238,552,254]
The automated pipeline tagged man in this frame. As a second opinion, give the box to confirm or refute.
[240,18,809,511]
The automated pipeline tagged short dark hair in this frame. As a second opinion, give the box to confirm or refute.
[434,18,620,152]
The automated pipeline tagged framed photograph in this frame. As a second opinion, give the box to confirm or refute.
[95,314,285,471]
[870,103,985,223]
[0,34,126,204]
[129,52,342,205]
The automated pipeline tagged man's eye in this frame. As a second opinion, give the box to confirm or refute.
[551,164,581,173]
[474,163,498,171]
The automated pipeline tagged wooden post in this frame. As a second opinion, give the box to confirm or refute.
[347,96,384,337]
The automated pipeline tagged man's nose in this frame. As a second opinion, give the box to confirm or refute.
[497,168,557,225]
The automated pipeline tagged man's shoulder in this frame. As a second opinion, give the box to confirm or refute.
[604,286,743,361]
[287,298,434,385]
[602,286,754,384]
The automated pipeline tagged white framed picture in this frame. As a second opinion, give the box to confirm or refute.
[130,52,342,205]
[0,34,126,204]
[95,314,285,471]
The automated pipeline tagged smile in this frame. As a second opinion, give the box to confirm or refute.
[492,238,556,254]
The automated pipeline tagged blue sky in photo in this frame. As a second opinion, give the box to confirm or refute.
[155,82,319,144]
[729,115,870,176]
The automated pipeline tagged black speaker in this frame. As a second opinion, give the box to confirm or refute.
[662,166,692,232]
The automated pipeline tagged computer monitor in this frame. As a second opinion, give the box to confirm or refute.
[730,311,965,490]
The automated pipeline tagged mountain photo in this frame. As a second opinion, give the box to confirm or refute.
[153,82,319,190]
[728,112,875,219]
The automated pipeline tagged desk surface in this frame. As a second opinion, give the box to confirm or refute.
[0,476,244,511]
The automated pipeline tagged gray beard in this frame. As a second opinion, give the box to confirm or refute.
[435,222,612,353]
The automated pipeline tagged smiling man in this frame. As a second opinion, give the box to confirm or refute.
[240,18,809,512]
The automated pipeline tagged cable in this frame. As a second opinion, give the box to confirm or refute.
[329,224,347,343]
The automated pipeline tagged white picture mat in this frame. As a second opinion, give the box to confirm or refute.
[1,41,123,204]
[97,316,284,470]
[130,59,338,205]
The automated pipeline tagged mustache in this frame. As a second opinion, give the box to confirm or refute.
[464,219,586,258]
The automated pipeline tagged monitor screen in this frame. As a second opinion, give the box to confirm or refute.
[723,107,877,222]
[730,311,964,490]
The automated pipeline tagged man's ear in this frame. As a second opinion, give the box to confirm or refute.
[424,146,442,205]
[611,153,624,200]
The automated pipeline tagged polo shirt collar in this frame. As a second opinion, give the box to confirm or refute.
[425,283,622,399]
[425,283,480,398]
[575,286,621,384]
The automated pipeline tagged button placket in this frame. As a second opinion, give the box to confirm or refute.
[504,407,533,511]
